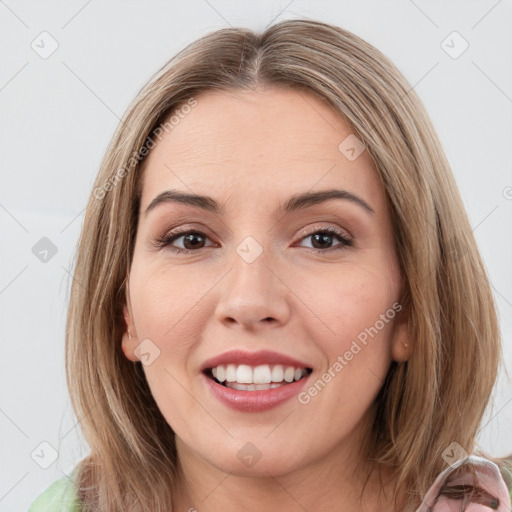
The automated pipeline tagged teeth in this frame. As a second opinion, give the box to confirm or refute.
[253,365,271,384]
[236,364,253,383]
[284,366,295,383]
[226,364,236,382]
[227,382,285,391]
[209,364,309,386]
[271,365,284,382]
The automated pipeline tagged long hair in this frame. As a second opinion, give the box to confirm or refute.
[65,18,503,511]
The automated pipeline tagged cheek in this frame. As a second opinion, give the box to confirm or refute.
[130,262,212,344]
[311,266,399,405]
[129,263,208,429]
[298,264,398,413]
[127,263,214,405]
[302,262,399,347]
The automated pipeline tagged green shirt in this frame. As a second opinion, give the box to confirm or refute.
[28,469,80,512]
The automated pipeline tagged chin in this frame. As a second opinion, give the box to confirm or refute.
[213,452,303,478]
[190,435,307,478]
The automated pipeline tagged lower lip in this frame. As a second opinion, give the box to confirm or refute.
[202,372,311,412]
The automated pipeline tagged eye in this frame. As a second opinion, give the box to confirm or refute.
[153,229,216,254]
[153,225,353,255]
[295,226,353,253]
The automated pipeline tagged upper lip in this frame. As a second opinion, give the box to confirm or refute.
[201,349,312,372]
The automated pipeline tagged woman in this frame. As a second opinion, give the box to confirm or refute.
[28,18,512,512]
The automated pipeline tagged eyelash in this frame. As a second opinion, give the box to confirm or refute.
[153,226,353,255]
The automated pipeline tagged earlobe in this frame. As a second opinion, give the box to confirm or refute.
[121,331,139,362]
[121,304,139,362]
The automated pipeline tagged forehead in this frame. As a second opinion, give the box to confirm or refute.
[138,86,384,213]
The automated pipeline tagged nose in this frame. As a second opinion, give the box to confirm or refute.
[214,248,292,331]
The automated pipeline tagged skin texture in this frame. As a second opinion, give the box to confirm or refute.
[122,86,412,512]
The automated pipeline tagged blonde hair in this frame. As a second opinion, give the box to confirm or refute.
[66,18,503,511]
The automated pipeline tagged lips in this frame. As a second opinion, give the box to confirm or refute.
[200,349,313,412]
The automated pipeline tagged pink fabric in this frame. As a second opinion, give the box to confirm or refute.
[416,456,511,511]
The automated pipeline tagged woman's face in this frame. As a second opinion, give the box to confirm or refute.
[122,86,410,478]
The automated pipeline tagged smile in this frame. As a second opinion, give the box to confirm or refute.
[207,364,312,390]
[200,350,314,412]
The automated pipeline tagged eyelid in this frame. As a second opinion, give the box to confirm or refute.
[296,223,352,242]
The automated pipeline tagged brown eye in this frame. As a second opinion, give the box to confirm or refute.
[155,230,215,254]
[178,232,206,250]
[296,227,353,253]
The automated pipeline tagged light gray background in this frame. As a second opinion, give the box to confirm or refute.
[1,1,511,510]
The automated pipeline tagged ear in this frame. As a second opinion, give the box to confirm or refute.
[121,301,139,363]
[390,305,412,363]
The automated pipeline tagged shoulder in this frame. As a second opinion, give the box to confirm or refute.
[415,455,512,512]
[28,472,80,512]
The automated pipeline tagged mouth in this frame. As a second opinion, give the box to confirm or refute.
[204,364,313,391]
[200,350,314,412]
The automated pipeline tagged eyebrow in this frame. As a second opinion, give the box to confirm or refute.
[144,188,375,217]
